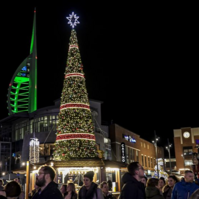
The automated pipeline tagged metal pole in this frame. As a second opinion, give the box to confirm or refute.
[167,139,172,173]
[154,131,159,178]
[25,161,30,199]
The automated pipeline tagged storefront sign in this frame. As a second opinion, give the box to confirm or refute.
[124,135,136,143]
[121,142,126,163]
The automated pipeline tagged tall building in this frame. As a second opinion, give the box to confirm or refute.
[7,8,37,115]
[174,127,199,174]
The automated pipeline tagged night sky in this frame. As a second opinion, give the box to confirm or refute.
[0,3,198,157]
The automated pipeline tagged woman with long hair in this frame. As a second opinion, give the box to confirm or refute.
[145,178,164,199]
[64,183,77,199]
[158,177,166,193]
[162,175,179,199]
[100,181,113,199]
[60,184,67,198]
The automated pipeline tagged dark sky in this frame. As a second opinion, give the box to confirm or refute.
[0,3,198,156]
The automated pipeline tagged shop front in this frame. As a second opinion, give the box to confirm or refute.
[29,159,126,196]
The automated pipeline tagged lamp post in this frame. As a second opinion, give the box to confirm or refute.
[152,131,159,178]
[165,139,172,173]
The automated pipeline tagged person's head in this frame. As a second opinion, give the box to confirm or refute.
[184,170,194,183]
[158,177,165,189]
[83,171,94,189]
[146,178,159,188]
[127,162,145,181]
[36,165,56,187]
[167,175,179,187]
[5,181,21,197]
[14,178,20,183]
[60,184,67,194]
[189,188,199,199]
[100,181,109,194]
[0,179,3,186]
[66,183,76,194]
[141,176,148,187]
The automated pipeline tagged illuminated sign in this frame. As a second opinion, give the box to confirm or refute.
[123,135,136,143]
[121,142,126,163]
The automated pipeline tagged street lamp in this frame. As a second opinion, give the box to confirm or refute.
[152,131,160,178]
[165,139,172,173]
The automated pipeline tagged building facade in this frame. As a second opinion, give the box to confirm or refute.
[0,99,111,176]
[174,127,199,174]
[109,124,164,176]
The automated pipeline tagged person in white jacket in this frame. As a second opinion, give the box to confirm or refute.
[78,171,103,199]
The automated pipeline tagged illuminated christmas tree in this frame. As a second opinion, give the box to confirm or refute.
[53,12,98,160]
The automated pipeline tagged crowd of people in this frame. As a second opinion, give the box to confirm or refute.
[0,162,199,199]
[119,161,199,199]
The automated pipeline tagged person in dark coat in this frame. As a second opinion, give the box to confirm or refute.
[78,171,103,199]
[32,165,63,199]
[162,175,179,199]
[119,161,146,199]
[145,178,164,199]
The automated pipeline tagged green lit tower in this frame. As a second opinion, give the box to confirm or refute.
[7,8,37,115]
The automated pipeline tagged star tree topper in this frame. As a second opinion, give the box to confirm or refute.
[66,12,80,28]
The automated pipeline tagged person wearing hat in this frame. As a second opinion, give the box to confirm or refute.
[78,171,103,199]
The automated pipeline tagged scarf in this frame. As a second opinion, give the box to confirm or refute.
[79,182,98,199]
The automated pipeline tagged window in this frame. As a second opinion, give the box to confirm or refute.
[151,158,153,168]
[145,156,147,167]
[183,147,193,156]
[147,144,149,149]
[136,151,139,161]
[148,157,150,167]
[141,142,142,147]
[184,160,193,166]
[142,155,144,166]
[144,143,146,148]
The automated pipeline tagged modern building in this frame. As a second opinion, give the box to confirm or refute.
[0,98,111,175]
[109,124,165,177]
[173,127,199,174]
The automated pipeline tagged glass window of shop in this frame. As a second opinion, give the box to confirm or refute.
[106,168,120,192]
